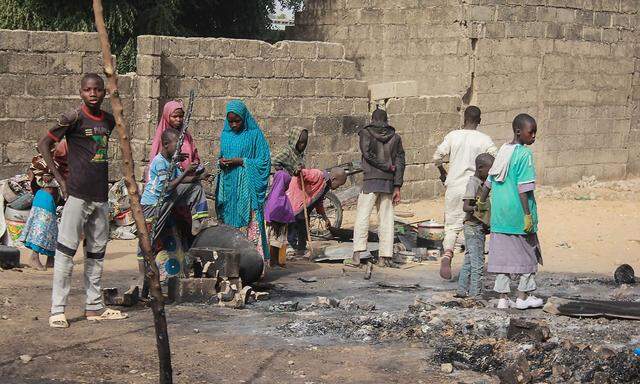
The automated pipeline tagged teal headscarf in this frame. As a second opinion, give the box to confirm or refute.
[216,100,271,258]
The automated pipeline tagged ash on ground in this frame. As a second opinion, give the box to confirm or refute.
[276,279,640,383]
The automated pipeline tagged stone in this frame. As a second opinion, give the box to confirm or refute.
[339,296,375,311]
[314,296,340,308]
[440,363,453,374]
[19,355,32,364]
[269,301,299,312]
[506,318,551,342]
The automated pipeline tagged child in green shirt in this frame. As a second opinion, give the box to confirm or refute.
[478,114,543,310]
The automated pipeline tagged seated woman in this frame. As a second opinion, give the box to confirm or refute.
[148,100,201,178]
[216,100,271,265]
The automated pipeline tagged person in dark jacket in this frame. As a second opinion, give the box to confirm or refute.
[347,108,405,267]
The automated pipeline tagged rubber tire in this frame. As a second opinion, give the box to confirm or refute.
[323,191,343,229]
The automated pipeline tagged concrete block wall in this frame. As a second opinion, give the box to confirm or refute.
[0,29,369,184]
[136,35,369,171]
[0,29,137,180]
[384,95,463,199]
[290,0,471,96]
[291,0,640,187]
[465,1,638,184]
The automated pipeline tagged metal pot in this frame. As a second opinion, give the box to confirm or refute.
[417,220,444,241]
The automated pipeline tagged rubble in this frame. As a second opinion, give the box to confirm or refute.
[269,301,300,312]
[338,296,375,311]
[506,318,550,343]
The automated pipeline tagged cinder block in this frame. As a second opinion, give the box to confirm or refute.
[182,58,215,77]
[469,5,495,21]
[330,60,356,79]
[245,60,275,78]
[137,35,162,55]
[229,79,264,97]
[260,41,290,59]
[244,99,274,118]
[6,141,36,163]
[343,80,368,98]
[303,60,332,78]
[232,40,261,58]
[214,58,245,77]
[136,76,160,99]
[327,99,353,116]
[160,56,185,75]
[315,79,344,97]
[317,42,345,59]
[67,32,100,52]
[199,78,228,97]
[198,38,231,58]
[136,55,161,76]
[0,30,29,50]
[6,53,48,75]
[29,31,67,52]
[288,79,316,97]
[273,98,302,116]
[259,79,288,97]
[0,120,26,142]
[289,41,318,59]
[161,37,201,56]
[369,81,418,101]
[301,98,329,116]
[274,59,303,78]
[0,74,25,96]
[167,278,217,304]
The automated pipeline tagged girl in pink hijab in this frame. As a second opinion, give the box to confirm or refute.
[148,100,201,177]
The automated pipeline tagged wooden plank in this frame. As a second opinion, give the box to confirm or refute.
[543,296,640,320]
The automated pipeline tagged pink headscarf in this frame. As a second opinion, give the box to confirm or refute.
[148,100,201,174]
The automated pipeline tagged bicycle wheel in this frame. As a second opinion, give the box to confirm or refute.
[309,191,343,239]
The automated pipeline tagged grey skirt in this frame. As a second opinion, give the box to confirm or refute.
[487,233,543,274]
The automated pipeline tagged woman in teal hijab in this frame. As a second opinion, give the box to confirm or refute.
[216,99,271,261]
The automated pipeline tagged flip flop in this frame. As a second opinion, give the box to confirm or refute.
[439,256,452,280]
[86,308,128,322]
[49,313,69,328]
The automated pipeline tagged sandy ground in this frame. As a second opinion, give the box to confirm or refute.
[1,179,640,383]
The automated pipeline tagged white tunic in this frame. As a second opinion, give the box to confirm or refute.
[433,129,497,189]
[433,129,497,235]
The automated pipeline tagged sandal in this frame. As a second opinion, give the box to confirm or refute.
[86,308,128,321]
[49,313,69,328]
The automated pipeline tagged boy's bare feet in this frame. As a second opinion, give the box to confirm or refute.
[28,251,46,271]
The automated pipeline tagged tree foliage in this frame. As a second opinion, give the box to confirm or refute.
[0,0,302,72]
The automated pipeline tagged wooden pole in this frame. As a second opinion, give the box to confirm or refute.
[299,175,313,256]
[91,1,173,383]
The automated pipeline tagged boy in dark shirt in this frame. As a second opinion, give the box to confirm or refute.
[39,73,127,328]
[348,108,405,267]
[456,153,494,298]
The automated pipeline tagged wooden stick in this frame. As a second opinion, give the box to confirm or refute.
[91,2,173,383]
[299,173,313,255]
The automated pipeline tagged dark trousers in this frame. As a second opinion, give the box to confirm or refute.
[287,215,307,251]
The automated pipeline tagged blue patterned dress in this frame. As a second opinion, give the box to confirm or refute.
[216,100,271,260]
[20,189,58,256]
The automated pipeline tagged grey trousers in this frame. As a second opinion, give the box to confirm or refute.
[51,196,109,314]
[493,273,537,294]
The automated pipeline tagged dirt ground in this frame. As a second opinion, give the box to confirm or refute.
[1,178,640,383]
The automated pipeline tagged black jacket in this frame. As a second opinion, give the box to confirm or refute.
[359,123,405,187]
